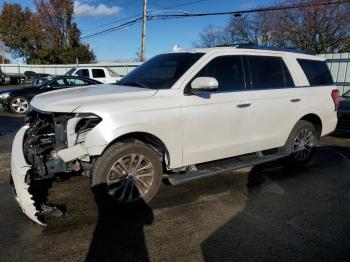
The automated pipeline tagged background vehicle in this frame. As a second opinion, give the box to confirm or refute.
[336,89,350,133]
[65,67,122,83]
[0,68,11,85]
[10,46,338,225]
[22,71,53,86]
[0,75,101,114]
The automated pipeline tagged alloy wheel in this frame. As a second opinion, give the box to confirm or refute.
[11,97,29,113]
[107,154,155,202]
[292,128,314,162]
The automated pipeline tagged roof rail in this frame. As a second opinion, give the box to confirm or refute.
[214,43,306,54]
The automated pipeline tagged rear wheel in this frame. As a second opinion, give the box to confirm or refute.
[284,120,317,166]
[92,139,163,204]
[9,96,29,114]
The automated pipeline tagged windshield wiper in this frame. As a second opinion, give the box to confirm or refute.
[120,81,150,89]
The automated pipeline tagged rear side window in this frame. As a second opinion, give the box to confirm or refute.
[297,59,333,86]
[76,69,89,77]
[247,56,294,89]
[92,69,106,78]
[194,55,245,91]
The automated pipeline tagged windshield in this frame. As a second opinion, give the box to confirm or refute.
[34,78,49,87]
[343,89,350,97]
[119,52,204,89]
[65,68,76,76]
[107,68,120,77]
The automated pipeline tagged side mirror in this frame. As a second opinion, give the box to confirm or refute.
[191,77,218,93]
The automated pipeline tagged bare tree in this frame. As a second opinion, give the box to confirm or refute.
[194,0,350,54]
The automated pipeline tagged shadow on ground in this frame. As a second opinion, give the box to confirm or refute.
[85,185,154,262]
[201,146,350,262]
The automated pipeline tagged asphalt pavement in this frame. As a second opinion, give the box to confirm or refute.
[0,110,350,262]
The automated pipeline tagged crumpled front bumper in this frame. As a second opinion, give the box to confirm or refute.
[10,125,45,226]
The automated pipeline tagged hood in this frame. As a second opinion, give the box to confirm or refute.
[30,84,158,113]
[339,96,350,112]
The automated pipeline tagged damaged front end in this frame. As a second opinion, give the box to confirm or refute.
[10,108,101,225]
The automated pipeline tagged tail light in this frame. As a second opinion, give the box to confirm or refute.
[331,89,339,111]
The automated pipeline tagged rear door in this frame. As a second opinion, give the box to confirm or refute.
[181,55,255,165]
[245,55,300,151]
[91,68,107,83]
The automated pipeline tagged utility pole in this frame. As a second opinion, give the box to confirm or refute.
[140,0,147,62]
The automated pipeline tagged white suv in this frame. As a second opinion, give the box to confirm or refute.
[65,67,122,83]
[11,46,339,224]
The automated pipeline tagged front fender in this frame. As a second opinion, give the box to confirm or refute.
[84,122,182,168]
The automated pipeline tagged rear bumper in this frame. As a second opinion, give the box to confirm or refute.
[10,125,44,225]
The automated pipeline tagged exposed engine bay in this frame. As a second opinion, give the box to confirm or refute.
[11,108,101,225]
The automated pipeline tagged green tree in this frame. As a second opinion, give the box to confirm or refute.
[0,1,95,64]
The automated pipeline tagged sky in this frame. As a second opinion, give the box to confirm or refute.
[3,0,273,62]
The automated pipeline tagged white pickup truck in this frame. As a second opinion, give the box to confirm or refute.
[11,46,338,224]
[65,66,122,83]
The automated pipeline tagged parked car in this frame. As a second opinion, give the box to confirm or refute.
[336,89,350,133]
[65,67,122,83]
[0,75,101,114]
[11,46,338,225]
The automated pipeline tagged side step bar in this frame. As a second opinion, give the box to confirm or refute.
[168,152,289,185]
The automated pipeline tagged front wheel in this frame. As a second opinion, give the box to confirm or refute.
[284,120,317,166]
[91,139,163,204]
[9,96,30,114]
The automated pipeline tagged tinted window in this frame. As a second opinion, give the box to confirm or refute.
[248,56,290,89]
[92,69,106,78]
[48,78,66,88]
[119,53,204,89]
[76,69,89,77]
[297,59,333,86]
[194,56,245,91]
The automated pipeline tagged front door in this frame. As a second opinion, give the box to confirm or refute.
[181,55,255,166]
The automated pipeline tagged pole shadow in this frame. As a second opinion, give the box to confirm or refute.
[85,184,154,262]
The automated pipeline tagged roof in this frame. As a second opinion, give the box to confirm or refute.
[173,46,324,61]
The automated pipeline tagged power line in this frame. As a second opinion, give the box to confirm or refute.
[148,0,350,20]
[80,0,140,32]
[81,0,350,40]
[81,18,143,40]
[81,0,209,34]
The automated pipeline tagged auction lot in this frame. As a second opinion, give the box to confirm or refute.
[0,108,350,262]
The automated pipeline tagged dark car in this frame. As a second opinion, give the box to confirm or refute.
[336,89,350,133]
[0,76,101,114]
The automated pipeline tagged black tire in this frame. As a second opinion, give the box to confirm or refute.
[91,139,163,204]
[9,96,30,114]
[283,120,318,166]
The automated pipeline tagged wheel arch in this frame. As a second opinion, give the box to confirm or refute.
[299,113,323,139]
[102,131,171,170]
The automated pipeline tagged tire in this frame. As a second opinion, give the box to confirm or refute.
[9,96,30,114]
[283,120,318,166]
[91,139,163,204]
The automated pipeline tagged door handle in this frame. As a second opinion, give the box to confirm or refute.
[290,98,301,103]
[237,102,251,108]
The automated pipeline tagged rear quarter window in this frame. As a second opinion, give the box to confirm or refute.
[297,59,333,86]
[92,69,106,78]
